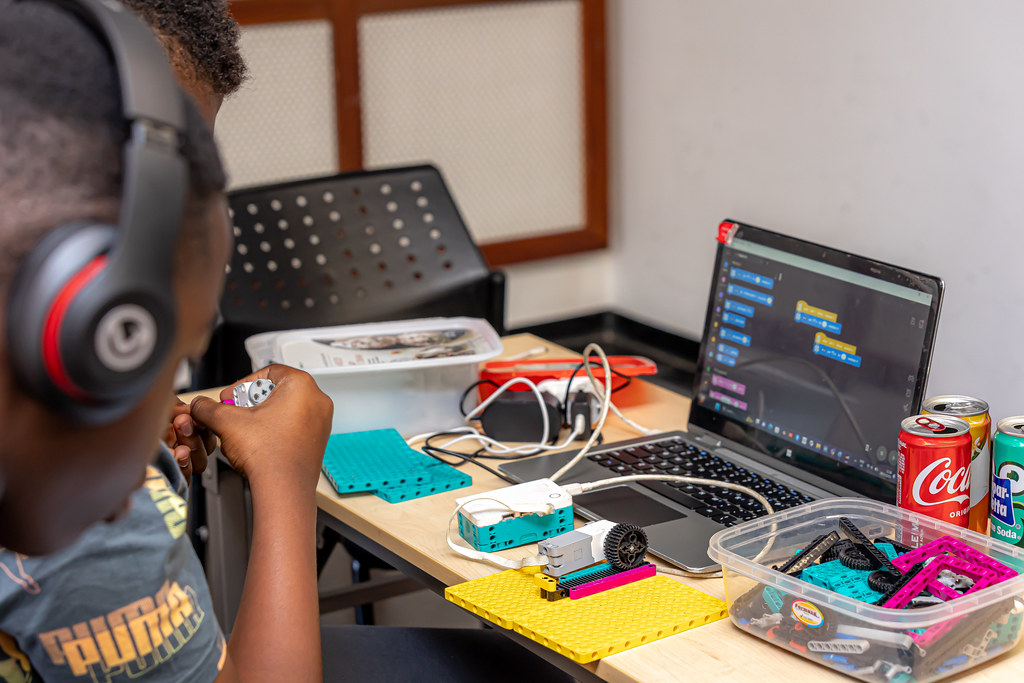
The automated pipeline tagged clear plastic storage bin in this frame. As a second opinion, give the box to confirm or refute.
[244,317,503,435]
[707,498,1024,682]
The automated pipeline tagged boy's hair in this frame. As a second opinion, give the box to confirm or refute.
[119,0,247,96]
[0,1,227,287]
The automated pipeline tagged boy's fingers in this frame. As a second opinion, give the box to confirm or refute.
[190,395,231,433]
[174,444,194,485]
[175,422,209,476]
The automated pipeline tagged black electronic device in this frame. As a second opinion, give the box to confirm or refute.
[479,391,562,444]
[5,0,188,423]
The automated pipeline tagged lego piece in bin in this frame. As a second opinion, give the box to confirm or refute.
[762,586,784,613]
[838,517,899,574]
[875,561,926,607]
[892,536,1018,582]
[883,556,999,610]
[776,531,840,575]
[807,638,870,654]
[835,623,915,651]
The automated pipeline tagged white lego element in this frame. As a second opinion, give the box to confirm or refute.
[232,379,275,407]
[836,624,914,650]
[577,520,617,563]
[455,479,571,528]
[807,639,870,654]
[537,520,618,577]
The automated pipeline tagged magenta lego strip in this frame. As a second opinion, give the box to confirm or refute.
[568,564,657,599]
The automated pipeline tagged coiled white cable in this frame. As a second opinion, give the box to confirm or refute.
[446,497,551,570]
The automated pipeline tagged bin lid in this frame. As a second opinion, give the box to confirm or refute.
[244,317,503,374]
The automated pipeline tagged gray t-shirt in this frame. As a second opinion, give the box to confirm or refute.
[0,446,225,682]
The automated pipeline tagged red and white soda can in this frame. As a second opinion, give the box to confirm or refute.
[897,415,973,527]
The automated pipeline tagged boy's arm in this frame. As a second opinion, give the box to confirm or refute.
[191,365,333,683]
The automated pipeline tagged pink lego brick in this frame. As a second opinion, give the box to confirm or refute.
[883,556,1001,610]
[925,556,999,598]
[893,536,1017,582]
[568,564,657,599]
[911,617,962,649]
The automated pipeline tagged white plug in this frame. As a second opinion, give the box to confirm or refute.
[536,377,597,401]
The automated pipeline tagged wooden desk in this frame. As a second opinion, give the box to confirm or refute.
[188,334,1024,683]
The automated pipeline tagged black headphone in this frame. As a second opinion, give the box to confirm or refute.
[5,0,188,424]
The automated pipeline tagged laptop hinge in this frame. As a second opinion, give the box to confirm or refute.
[693,433,721,448]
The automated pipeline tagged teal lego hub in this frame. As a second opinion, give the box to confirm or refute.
[456,479,574,552]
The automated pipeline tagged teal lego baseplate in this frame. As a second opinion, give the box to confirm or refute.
[322,429,470,503]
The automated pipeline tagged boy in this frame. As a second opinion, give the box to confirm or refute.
[0,3,331,682]
[0,3,575,681]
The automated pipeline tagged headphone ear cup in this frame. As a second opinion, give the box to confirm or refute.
[4,222,169,421]
[7,222,114,401]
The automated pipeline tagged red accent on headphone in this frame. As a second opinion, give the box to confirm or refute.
[41,256,109,401]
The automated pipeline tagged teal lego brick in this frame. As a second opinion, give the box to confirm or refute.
[321,429,436,493]
[459,506,573,552]
[561,561,614,584]
[762,586,784,613]
[374,463,471,503]
[876,543,900,561]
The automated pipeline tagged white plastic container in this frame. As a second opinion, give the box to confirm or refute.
[245,317,503,435]
[708,498,1024,683]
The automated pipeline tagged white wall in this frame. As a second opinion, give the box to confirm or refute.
[503,251,615,328]
[607,0,1024,421]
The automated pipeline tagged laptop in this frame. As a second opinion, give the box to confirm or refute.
[500,220,944,572]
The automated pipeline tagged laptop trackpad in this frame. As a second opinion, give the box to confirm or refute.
[574,487,683,527]
[574,486,723,572]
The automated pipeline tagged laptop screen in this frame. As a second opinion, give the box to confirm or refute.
[689,220,944,501]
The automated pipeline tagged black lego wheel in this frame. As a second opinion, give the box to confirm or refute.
[838,545,874,571]
[603,523,649,570]
[821,539,854,563]
[868,569,900,593]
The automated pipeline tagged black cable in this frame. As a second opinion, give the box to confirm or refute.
[562,360,634,424]
[421,442,517,484]
[459,379,501,417]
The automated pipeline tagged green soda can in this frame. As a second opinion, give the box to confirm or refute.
[990,417,1024,545]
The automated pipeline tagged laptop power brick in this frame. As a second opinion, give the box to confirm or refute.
[456,479,574,552]
[478,390,562,443]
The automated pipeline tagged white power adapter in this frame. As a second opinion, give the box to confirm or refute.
[537,377,597,400]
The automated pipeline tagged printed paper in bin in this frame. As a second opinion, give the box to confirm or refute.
[444,569,728,663]
[321,429,470,502]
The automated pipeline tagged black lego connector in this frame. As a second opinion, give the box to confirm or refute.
[479,391,562,443]
[777,531,840,576]
[568,391,596,440]
[838,517,899,574]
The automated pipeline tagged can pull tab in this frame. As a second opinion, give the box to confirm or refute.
[916,416,948,433]
[717,221,739,244]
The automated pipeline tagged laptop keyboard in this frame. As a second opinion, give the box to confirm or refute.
[587,436,814,527]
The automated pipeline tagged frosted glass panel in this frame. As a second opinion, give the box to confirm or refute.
[359,1,585,244]
[216,20,338,189]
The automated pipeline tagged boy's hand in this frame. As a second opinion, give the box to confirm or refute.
[164,399,217,484]
[189,365,333,490]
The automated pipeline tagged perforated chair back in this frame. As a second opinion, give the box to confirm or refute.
[198,164,505,386]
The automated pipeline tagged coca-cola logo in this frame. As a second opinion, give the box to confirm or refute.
[912,457,970,507]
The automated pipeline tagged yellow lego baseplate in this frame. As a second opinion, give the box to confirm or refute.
[444,570,728,664]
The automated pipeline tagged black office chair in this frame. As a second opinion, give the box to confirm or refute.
[193,164,505,626]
